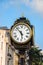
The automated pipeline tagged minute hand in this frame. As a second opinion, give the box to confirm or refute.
[16,28,23,36]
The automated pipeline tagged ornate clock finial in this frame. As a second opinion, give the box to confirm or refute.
[21,13,24,17]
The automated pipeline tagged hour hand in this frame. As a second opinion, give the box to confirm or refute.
[19,31,23,36]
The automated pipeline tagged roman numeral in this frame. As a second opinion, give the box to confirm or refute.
[17,38,19,40]
[20,39,22,41]
[14,35,17,38]
[16,27,19,29]
[26,29,29,31]
[24,38,26,40]
[26,35,28,38]
[20,25,23,28]
[14,33,16,34]
[26,32,29,34]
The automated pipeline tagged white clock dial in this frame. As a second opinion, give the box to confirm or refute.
[11,24,32,43]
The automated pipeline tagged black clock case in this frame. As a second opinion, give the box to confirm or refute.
[10,17,34,50]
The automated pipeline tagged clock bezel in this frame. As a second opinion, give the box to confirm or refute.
[10,22,32,44]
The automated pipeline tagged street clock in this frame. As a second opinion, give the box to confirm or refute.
[10,17,34,49]
[11,23,32,44]
[10,17,34,65]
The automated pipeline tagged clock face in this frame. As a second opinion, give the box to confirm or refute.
[11,23,32,44]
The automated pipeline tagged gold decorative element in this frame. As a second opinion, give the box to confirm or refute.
[10,22,33,45]
[21,13,24,17]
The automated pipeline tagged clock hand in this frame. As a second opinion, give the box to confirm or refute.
[16,28,23,41]
[19,31,23,36]
[16,28,23,36]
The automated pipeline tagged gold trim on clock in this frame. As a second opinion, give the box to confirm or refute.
[10,22,32,45]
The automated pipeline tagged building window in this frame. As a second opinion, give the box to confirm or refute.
[7,60,9,65]
[5,32,10,37]
[6,43,9,54]
[0,33,1,39]
[1,42,3,50]
[0,33,1,35]
[2,35,3,38]
[1,57,2,65]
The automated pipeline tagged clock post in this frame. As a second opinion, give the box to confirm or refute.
[10,17,34,65]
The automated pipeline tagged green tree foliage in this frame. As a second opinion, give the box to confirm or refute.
[29,46,43,65]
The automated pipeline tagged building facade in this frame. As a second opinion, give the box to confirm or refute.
[0,27,15,65]
[0,27,27,65]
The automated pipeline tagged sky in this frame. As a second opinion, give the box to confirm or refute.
[0,0,43,50]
